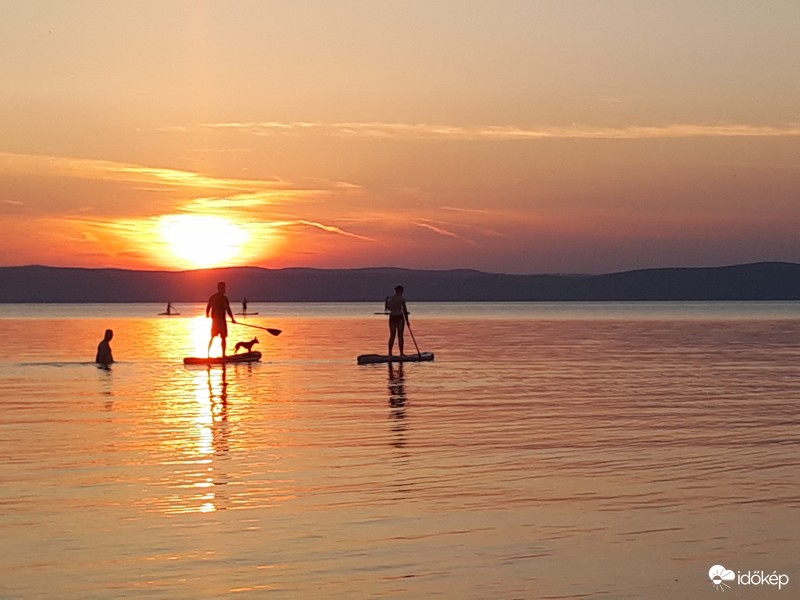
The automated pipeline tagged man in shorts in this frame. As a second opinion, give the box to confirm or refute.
[206,281,236,357]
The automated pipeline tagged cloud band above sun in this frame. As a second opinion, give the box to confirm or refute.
[171,121,800,140]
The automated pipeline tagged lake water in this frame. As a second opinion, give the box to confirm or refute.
[0,302,798,599]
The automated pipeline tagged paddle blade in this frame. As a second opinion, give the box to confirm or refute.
[233,320,282,336]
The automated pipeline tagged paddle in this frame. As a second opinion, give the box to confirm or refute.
[405,315,421,357]
[233,321,282,336]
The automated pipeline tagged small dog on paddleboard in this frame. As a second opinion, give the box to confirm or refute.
[233,337,259,354]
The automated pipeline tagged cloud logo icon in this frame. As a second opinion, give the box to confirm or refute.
[709,565,736,590]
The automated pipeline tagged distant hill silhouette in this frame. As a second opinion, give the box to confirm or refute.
[0,262,799,302]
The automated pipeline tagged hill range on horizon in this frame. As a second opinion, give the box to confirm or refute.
[1,262,799,303]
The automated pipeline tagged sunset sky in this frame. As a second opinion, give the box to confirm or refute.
[1,1,798,274]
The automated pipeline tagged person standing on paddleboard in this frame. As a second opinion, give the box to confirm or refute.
[206,281,236,357]
[385,285,409,356]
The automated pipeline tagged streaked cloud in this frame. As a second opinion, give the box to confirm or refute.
[0,152,286,192]
[176,121,800,140]
[270,219,378,243]
[414,220,478,245]
[0,199,28,215]
[0,152,359,215]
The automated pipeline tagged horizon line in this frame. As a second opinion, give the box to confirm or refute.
[2,259,797,278]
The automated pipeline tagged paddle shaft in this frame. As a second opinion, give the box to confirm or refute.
[404,315,421,356]
[233,321,282,336]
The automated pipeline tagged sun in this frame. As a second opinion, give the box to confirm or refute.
[158,215,250,268]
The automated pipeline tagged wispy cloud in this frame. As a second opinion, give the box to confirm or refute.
[414,220,478,245]
[115,165,277,191]
[271,219,378,243]
[175,121,800,140]
[0,152,286,193]
[1,199,25,206]
[0,152,359,213]
[594,95,630,106]
[0,198,31,216]
[440,205,514,217]
[181,193,293,213]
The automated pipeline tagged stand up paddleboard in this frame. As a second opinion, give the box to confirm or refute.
[235,312,259,316]
[159,312,180,316]
[184,351,262,365]
[357,352,434,365]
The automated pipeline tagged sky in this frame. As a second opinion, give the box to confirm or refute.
[1,0,798,274]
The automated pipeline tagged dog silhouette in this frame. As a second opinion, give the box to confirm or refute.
[233,337,259,354]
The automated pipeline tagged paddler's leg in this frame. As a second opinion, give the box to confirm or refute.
[388,316,396,356]
[398,319,405,355]
[221,321,229,356]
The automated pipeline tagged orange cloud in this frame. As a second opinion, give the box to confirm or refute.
[413,220,478,245]
[0,152,289,193]
[270,219,379,243]
[181,121,800,140]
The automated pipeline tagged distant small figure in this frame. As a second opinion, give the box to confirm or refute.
[242,298,248,315]
[206,281,236,357]
[166,302,175,315]
[233,337,259,354]
[96,329,114,367]
[385,285,409,356]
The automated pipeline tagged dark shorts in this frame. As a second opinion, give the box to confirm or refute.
[389,314,405,332]
[211,318,228,338]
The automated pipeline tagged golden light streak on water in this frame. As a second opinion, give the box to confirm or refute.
[190,315,214,357]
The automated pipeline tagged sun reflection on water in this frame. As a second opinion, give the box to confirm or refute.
[190,315,213,357]
[190,366,230,513]
[123,321,304,517]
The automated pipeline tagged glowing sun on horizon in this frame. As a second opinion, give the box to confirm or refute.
[158,214,250,268]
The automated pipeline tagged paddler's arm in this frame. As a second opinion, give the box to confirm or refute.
[226,300,236,323]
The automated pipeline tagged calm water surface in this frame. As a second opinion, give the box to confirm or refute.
[0,302,798,599]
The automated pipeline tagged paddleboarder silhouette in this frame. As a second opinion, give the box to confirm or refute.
[206,282,236,357]
[385,285,409,356]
